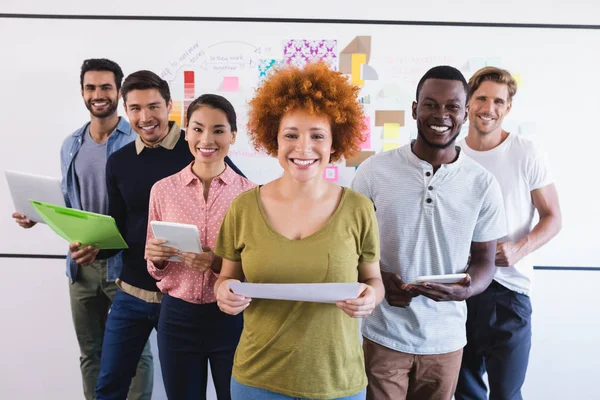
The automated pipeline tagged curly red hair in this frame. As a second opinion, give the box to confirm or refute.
[247,62,366,163]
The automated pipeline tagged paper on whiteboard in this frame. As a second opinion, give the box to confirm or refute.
[228,282,360,303]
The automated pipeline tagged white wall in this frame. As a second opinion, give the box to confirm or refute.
[1,1,599,399]
[2,0,600,25]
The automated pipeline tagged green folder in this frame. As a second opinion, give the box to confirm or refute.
[29,200,128,249]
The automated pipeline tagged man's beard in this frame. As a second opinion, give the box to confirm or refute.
[86,99,118,118]
[417,128,460,149]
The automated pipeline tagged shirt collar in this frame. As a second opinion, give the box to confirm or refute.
[180,162,237,187]
[115,116,133,136]
[135,121,180,155]
[74,116,132,138]
[406,139,464,170]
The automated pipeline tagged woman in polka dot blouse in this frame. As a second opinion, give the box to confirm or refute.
[144,94,256,399]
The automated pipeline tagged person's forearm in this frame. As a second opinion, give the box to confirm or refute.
[364,277,385,305]
[214,275,234,294]
[516,214,562,258]
[466,252,496,297]
[210,256,223,273]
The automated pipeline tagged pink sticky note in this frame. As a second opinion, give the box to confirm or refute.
[323,165,339,181]
[222,76,239,91]
[360,116,371,149]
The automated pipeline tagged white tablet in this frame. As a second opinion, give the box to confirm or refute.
[150,221,202,262]
[4,170,65,224]
[413,273,467,285]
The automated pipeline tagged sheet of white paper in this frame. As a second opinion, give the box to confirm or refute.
[4,170,65,224]
[228,282,360,303]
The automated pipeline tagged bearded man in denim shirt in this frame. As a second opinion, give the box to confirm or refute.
[12,58,153,400]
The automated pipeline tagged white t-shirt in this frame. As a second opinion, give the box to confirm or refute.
[352,143,506,355]
[459,133,553,295]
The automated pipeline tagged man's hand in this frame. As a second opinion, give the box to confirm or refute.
[12,212,36,229]
[409,274,472,302]
[381,271,419,307]
[69,242,99,266]
[495,241,524,266]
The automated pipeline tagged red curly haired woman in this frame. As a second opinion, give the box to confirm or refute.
[213,62,384,400]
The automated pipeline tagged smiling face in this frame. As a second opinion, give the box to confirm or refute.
[124,88,172,144]
[81,70,119,118]
[277,109,334,183]
[412,78,468,149]
[468,80,512,136]
[185,106,235,166]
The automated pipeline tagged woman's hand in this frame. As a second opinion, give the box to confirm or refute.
[145,238,178,269]
[216,279,252,315]
[180,245,214,272]
[336,283,377,318]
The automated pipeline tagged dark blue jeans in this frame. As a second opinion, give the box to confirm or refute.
[456,280,532,400]
[158,294,243,400]
[95,289,161,400]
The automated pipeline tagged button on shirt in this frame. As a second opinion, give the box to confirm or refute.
[351,143,507,354]
[147,162,256,304]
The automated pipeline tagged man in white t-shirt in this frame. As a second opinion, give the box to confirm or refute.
[455,67,562,400]
[352,65,507,400]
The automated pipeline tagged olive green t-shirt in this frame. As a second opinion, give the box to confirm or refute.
[214,186,380,399]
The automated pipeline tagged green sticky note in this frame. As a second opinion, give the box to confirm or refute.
[383,123,400,139]
[29,200,128,249]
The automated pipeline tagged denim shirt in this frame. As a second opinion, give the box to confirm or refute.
[60,117,135,282]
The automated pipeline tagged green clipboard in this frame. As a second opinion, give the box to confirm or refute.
[29,200,128,249]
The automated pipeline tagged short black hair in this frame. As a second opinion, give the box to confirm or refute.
[121,70,171,104]
[185,94,237,132]
[80,58,124,91]
[416,65,469,102]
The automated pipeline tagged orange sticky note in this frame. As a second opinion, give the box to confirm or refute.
[351,53,366,86]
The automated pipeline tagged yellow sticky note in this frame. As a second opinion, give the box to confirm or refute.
[512,73,522,87]
[383,142,399,151]
[351,53,367,86]
[383,123,400,140]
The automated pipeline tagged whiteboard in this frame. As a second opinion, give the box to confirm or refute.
[0,17,597,268]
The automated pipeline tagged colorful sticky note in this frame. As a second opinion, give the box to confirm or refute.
[346,151,375,167]
[351,53,367,86]
[258,59,284,83]
[339,36,372,73]
[360,116,371,149]
[323,165,339,181]
[184,71,195,99]
[383,142,400,152]
[284,40,338,70]
[375,110,405,127]
[512,73,522,87]
[169,100,183,127]
[222,76,239,91]
[361,64,378,80]
[383,123,400,140]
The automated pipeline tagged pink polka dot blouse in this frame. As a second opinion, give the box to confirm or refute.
[146,162,256,304]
